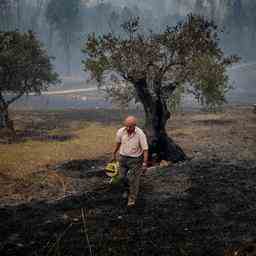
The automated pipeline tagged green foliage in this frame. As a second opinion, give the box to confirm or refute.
[187,54,238,111]
[82,33,111,82]
[0,30,58,106]
[82,14,238,112]
[167,85,184,113]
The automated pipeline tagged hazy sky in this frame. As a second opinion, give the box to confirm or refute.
[87,0,195,15]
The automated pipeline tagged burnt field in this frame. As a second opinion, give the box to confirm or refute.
[0,106,255,255]
[1,159,256,256]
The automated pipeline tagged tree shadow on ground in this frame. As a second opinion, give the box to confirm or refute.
[1,159,256,256]
[0,127,78,144]
[14,130,78,143]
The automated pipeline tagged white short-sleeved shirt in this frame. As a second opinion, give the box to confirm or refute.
[116,126,149,157]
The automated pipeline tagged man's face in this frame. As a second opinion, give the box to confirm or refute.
[126,124,135,134]
[124,116,137,134]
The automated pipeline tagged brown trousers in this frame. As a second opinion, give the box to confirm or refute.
[119,155,143,201]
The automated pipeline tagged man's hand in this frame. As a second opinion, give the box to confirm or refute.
[142,162,147,174]
[111,154,117,162]
[111,143,121,162]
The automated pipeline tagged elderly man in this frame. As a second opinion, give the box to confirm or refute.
[112,116,149,207]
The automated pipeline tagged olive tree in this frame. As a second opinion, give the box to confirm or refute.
[0,31,58,130]
[82,15,238,163]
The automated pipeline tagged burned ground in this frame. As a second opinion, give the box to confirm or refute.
[1,159,256,256]
[0,106,255,255]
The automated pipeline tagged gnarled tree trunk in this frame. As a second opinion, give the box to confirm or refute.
[0,97,14,131]
[134,78,187,163]
[0,108,13,130]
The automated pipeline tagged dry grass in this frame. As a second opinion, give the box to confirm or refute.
[0,118,118,203]
[0,123,116,178]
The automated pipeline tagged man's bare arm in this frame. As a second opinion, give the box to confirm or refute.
[112,142,121,161]
[142,150,149,174]
[143,150,148,166]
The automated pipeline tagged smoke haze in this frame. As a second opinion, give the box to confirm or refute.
[1,0,255,107]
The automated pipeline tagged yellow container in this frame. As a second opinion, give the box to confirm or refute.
[105,161,120,177]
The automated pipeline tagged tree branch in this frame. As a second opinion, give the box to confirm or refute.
[161,82,178,98]
[6,80,28,106]
[6,91,25,106]
[0,92,7,110]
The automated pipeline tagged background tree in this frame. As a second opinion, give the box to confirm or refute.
[0,0,14,31]
[29,0,48,33]
[248,2,256,50]
[0,31,58,130]
[82,15,238,163]
[108,11,120,35]
[45,0,82,76]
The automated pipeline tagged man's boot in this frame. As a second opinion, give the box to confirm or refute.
[127,196,136,207]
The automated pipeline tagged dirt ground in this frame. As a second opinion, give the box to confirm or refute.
[0,106,256,255]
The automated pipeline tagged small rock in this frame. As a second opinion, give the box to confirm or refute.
[62,214,69,220]
[44,220,52,224]
[8,233,20,242]
[38,231,48,237]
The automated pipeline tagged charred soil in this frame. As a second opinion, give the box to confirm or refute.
[1,159,256,255]
[0,106,256,255]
